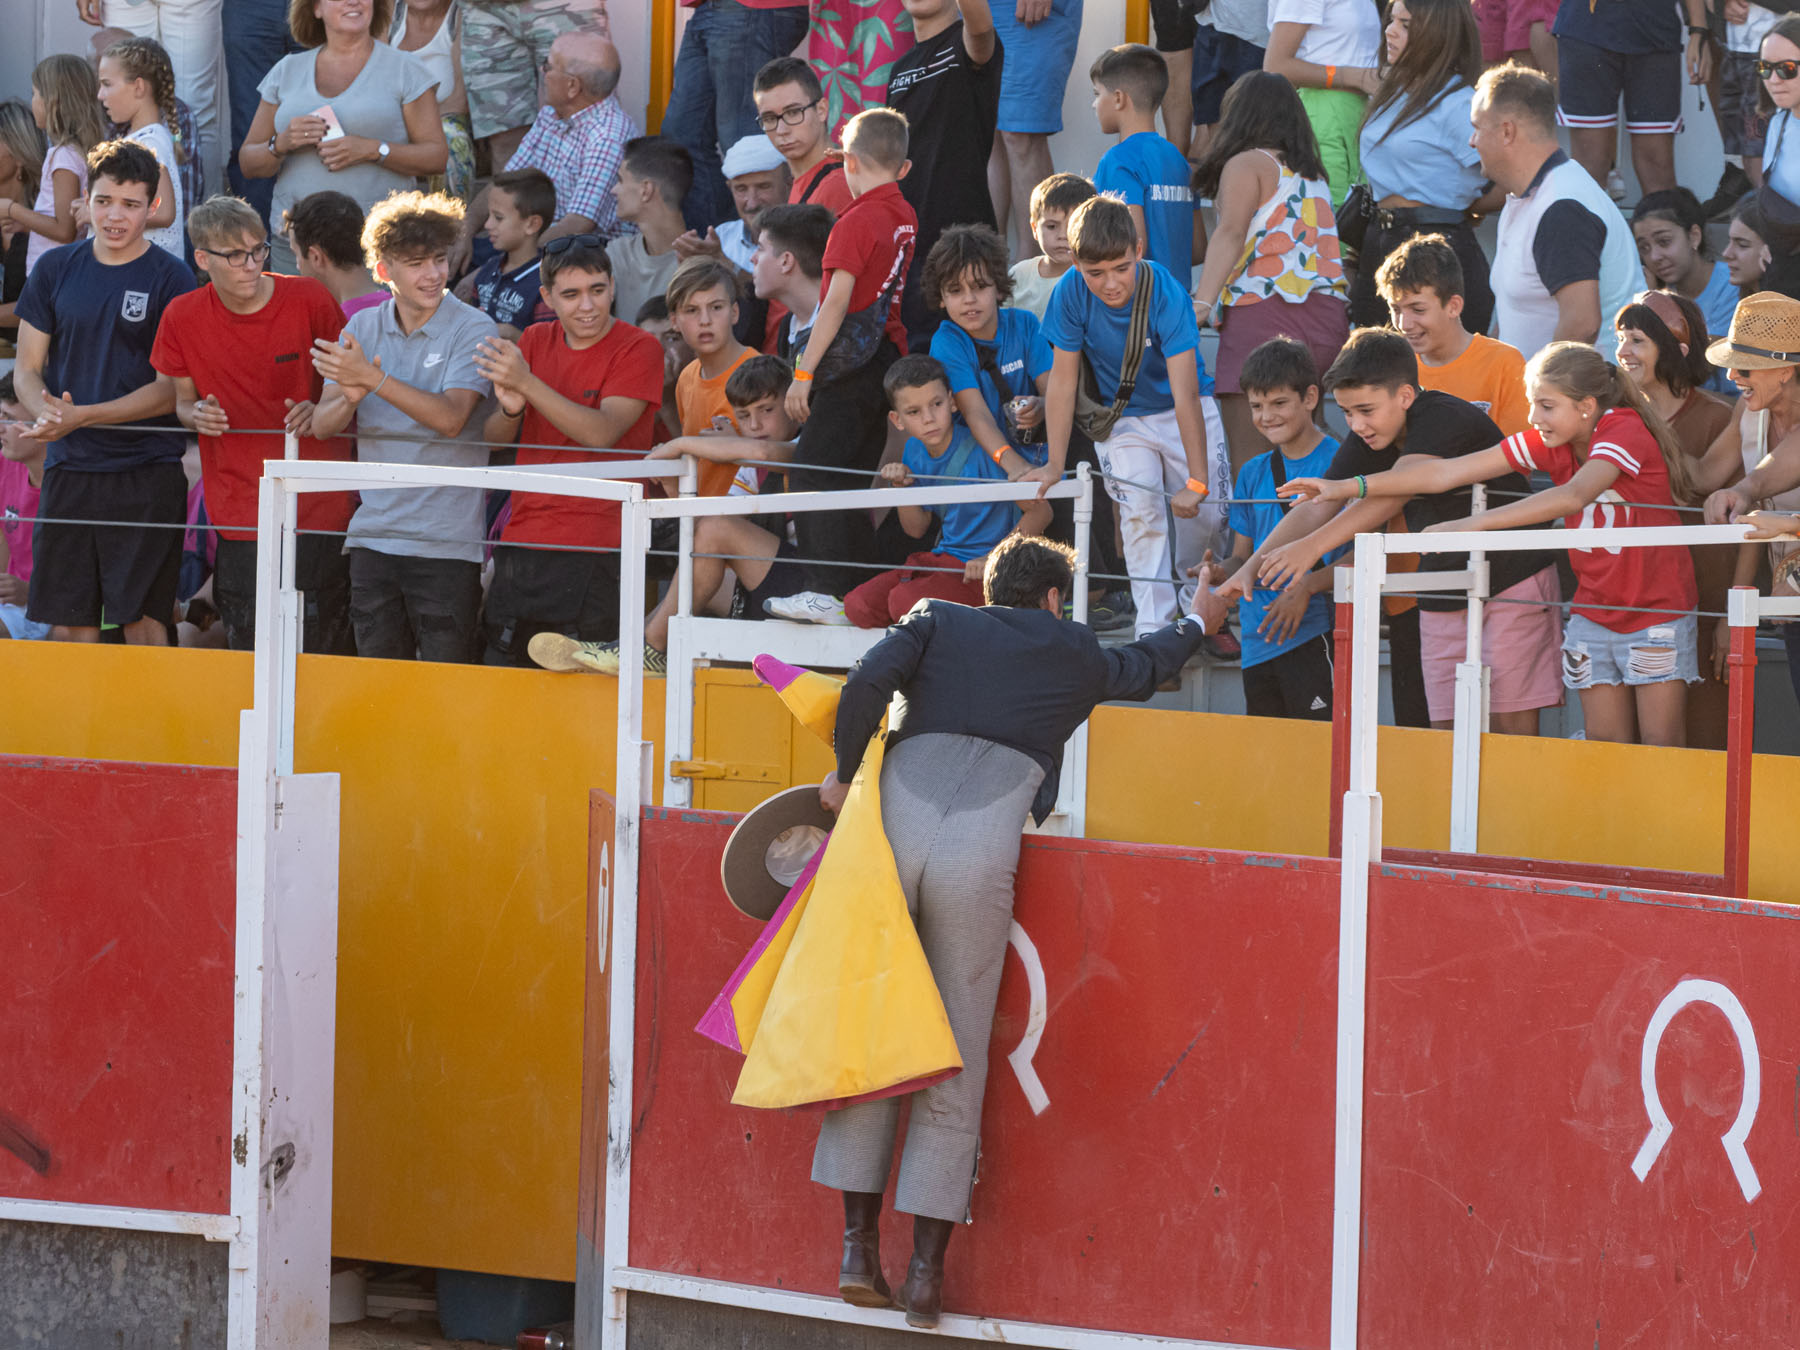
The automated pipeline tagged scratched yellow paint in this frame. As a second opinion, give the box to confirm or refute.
[5,642,1800,1283]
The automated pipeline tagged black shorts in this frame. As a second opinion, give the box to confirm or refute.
[1243,632,1335,720]
[1149,0,1198,54]
[738,538,809,619]
[27,461,186,629]
[1555,35,1682,135]
[348,547,483,663]
[213,534,354,655]
[482,543,621,666]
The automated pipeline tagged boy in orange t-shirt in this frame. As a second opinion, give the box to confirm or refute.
[669,256,755,496]
[1376,233,1530,437]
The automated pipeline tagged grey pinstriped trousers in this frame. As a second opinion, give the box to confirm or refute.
[811,732,1044,1222]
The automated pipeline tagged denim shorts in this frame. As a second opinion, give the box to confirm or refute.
[1560,611,1700,689]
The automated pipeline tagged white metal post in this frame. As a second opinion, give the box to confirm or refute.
[1330,532,1386,1350]
[664,457,699,807]
[1448,485,1489,853]
[602,491,652,1350]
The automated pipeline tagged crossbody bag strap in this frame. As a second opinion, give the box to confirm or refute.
[974,341,1017,405]
[1108,267,1155,418]
[1268,446,1289,512]
[797,159,843,204]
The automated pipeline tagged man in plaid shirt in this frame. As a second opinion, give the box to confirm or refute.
[458,30,640,267]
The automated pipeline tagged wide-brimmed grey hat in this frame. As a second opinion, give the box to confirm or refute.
[719,785,833,920]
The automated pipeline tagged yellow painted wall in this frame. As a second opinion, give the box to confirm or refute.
[5,644,1800,1281]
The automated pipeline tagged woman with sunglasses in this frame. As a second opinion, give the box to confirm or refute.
[1759,19,1800,207]
[240,0,448,274]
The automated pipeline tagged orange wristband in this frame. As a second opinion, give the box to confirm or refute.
[988,443,1009,464]
[791,367,814,383]
[1185,477,1209,497]
[1325,64,1337,89]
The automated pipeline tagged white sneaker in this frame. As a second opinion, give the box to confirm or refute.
[1606,169,1627,203]
[764,591,852,625]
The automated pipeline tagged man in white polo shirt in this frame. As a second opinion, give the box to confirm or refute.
[1472,60,1638,363]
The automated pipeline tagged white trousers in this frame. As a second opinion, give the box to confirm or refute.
[105,0,226,199]
[1095,399,1230,636]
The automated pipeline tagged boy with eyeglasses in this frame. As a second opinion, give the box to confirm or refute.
[152,194,355,653]
[754,57,855,216]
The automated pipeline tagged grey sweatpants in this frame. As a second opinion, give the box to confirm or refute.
[811,732,1044,1222]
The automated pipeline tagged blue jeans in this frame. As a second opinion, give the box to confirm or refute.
[223,0,303,227]
[661,0,809,228]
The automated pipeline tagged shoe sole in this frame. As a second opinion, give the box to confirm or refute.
[838,1277,895,1309]
[527,634,587,674]
[904,1308,941,1328]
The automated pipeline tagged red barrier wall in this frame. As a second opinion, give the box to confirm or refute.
[613,806,1800,1348]
[0,757,236,1216]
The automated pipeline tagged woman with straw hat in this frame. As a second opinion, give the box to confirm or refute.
[1698,291,1800,706]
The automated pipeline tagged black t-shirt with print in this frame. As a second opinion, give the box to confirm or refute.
[1326,390,1557,610]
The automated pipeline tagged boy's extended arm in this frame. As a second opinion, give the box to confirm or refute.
[1039,345,1081,490]
[957,0,997,63]
[1445,458,1617,532]
[11,323,52,421]
[653,432,797,463]
[952,388,1031,478]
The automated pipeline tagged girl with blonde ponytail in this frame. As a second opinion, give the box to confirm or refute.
[95,36,185,258]
[1278,338,1702,746]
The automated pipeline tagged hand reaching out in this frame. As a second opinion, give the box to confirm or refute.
[29,391,90,442]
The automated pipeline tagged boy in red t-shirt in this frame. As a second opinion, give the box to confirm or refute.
[151,196,353,652]
[755,57,855,218]
[471,237,665,667]
[782,106,918,599]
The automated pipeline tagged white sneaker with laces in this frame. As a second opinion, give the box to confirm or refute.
[764,591,852,625]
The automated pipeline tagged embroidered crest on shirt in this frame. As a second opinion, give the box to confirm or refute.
[121,291,150,322]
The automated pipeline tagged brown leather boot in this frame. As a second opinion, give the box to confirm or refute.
[900,1216,955,1328]
[838,1191,893,1308]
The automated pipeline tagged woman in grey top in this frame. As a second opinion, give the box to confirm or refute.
[239,0,448,273]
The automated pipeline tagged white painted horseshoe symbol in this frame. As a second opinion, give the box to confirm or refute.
[1630,978,1762,1203]
[1006,921,1050,1115]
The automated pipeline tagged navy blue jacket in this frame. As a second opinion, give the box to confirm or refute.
[833,600,1206,822]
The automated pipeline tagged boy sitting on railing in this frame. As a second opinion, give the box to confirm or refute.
[528,355,809,677]
[836,355,1050,629]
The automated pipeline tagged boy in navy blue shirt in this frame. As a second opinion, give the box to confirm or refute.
[1207,338,1343,718]
[922,225,1048,478]
[1090,44,1202,282]
[1039,194,1230,640]
[844,354,1049,628]
[13,139,193,645]
[457,168,556,339]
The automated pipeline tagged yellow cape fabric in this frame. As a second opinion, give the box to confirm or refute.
[726,665,962,1109]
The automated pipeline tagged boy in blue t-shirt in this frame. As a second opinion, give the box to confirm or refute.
[844,355,1050,628]
[456,168,555,339]
[1039,194,1230,639]
[1209,338,1344,719]
[1089,44,1201,282]
[922,224,1051,473]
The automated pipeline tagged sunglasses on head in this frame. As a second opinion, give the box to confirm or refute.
[541,232,606,257]
[1758,58,1800,80]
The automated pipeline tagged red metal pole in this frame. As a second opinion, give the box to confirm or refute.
[1328,596,1352,856]
[1724,589,1758,898]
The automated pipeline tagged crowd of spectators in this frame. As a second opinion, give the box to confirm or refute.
[11,0,1800,751]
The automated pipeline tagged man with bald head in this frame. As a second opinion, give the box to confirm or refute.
[463,0,614,169]
[468,30,640,255]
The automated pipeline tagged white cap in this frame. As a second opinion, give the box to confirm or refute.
[721,133,788,180]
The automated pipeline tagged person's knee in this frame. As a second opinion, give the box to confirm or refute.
[1000,129,1045,156]
[844,579,888,629]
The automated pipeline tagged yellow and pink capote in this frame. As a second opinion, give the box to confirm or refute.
[694,654,963,1110]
